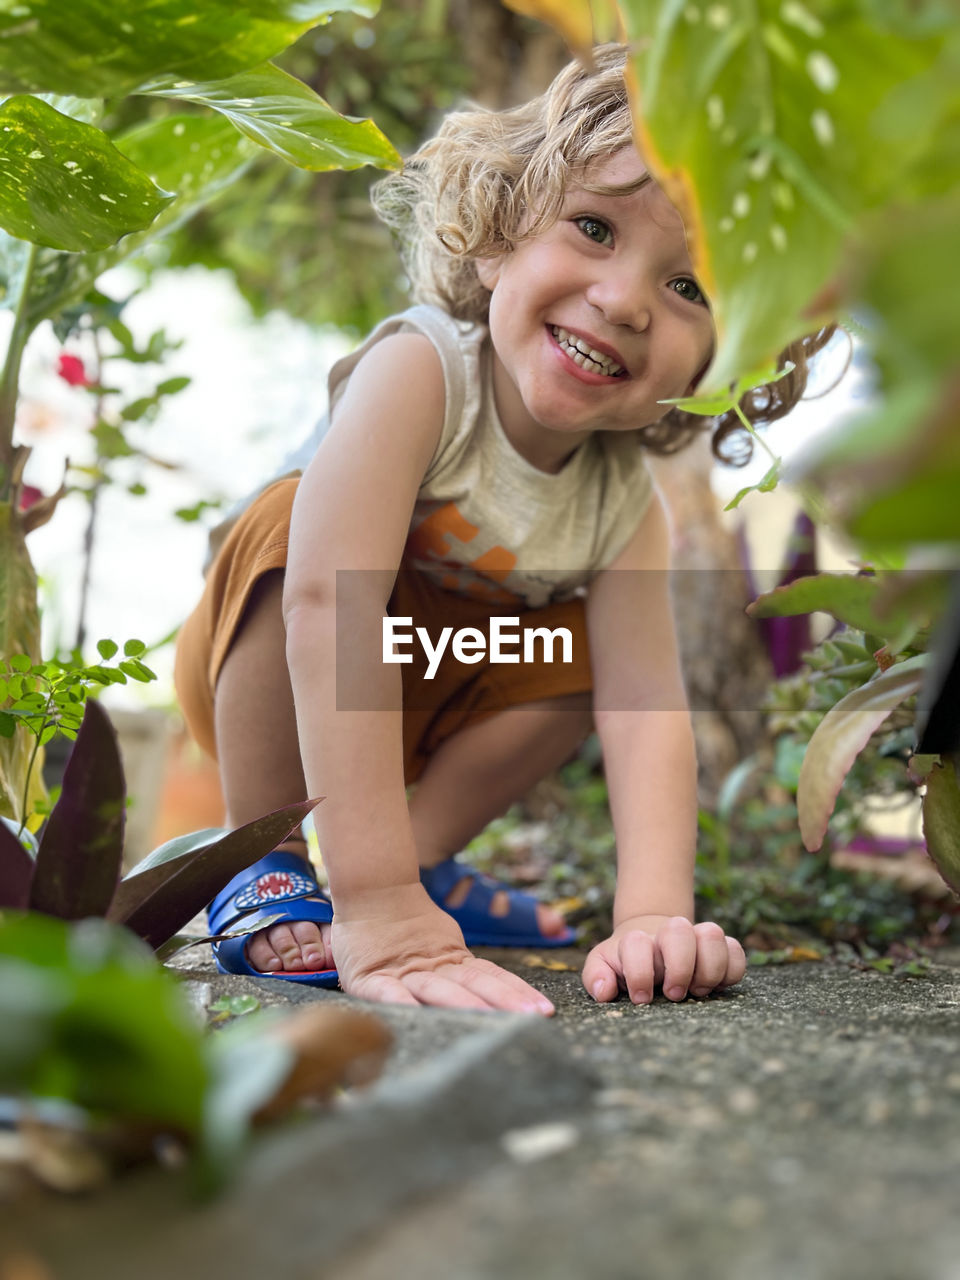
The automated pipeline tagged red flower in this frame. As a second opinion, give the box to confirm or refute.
[57,353,91,387]
[18,485,44,511]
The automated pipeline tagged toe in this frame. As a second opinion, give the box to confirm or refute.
[246,929,283,972]
[290,920,334,970]
[536,903,569,939]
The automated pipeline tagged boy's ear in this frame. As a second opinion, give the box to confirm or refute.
[475,255,502,291]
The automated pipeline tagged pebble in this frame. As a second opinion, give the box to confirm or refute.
[727,1086,760,1115]
[729,1194,766,1228]
[501,1121,579,1164]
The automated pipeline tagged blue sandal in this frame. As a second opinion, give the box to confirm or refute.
[207,850,339,987]
[420,857,576,948]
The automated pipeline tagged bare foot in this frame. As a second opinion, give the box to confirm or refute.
[246,917,335,974]
[436,872,570,940]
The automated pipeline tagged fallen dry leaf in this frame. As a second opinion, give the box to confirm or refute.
[253,1005,392,1122]
[784,946,827,964]
[521,955,578,972]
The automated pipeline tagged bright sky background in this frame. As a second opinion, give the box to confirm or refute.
[9,266,870,706]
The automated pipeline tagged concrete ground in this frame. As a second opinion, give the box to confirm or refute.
[2,945,960,1280]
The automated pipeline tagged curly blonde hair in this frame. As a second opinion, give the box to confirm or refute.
[371,44,837,464]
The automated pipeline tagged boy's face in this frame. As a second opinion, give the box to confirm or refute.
[476,147,716,471]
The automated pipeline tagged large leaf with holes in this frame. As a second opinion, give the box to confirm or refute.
[789,185,960,545]
[0,0,379,99]
[11,114,257,324]
[502,0,619,58]
[140,62,400,172]
[0,96,173,251]
[613,0,945,391]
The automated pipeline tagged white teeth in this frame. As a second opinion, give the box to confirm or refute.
[551,326,623,376]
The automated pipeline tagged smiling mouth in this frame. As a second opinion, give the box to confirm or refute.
[550,326,626,378]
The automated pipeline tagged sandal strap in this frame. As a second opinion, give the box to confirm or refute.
[420,857,543,940]
[208,850,326,936]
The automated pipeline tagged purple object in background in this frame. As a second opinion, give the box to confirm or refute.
[740,509,817,677]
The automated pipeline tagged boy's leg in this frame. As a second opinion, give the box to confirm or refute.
[212,570,331,974]
[408,695,592,936]
[214,572,591,970]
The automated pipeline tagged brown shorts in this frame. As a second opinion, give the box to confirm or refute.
[174,477,593,783]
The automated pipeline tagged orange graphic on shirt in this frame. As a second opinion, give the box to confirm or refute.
[406,502,520,602]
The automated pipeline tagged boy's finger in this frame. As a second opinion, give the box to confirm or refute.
[403,966,552,1014]
[721,936,747,987]
[472,955,556,1000]
[657,916,697,1000]
[448,960,555,1015]
[689,922,730,996]
[618,930,655,1004]
[582,951,619,1003]
[350,974,421,1007]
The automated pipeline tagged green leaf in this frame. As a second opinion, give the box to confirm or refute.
[30,700,126,920]
[122,638,146,657]
[96,639,118,661]
[125,828,229,878]
[0,97,174,252]
[796,655,927,853]
[0,914,209,1137]
[746,573,917,639]
[22,115,258,325]
[724,459,781,510]
[141,62,401,172]
[155,376,191,396]
[118,659,156,682]
[922,754,960,896]
[0,0,381,98]
[619,0,945,391]
[209,994,261,1018]
[118,396,157,423]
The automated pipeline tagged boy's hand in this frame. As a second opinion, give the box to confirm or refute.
[583,915,746,1005]
[331,882,555,1016]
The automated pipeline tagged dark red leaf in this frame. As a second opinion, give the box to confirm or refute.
[0,820,35,909]
[107,798,322,949]
[29,700,125,919]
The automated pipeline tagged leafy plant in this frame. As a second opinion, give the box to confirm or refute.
[0,913,387,1195]
[0,638,156,834]
[748,570,960,896]
[0,698,320,953]
[1,0,401,823]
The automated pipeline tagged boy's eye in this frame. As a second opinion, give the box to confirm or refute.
[671,277,708,307]
[574,216,613,246]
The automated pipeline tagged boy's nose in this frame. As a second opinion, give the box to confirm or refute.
[585,272,652,333]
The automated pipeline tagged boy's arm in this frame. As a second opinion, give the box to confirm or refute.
[281,333,552,1015]
[583,492,746,1004]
